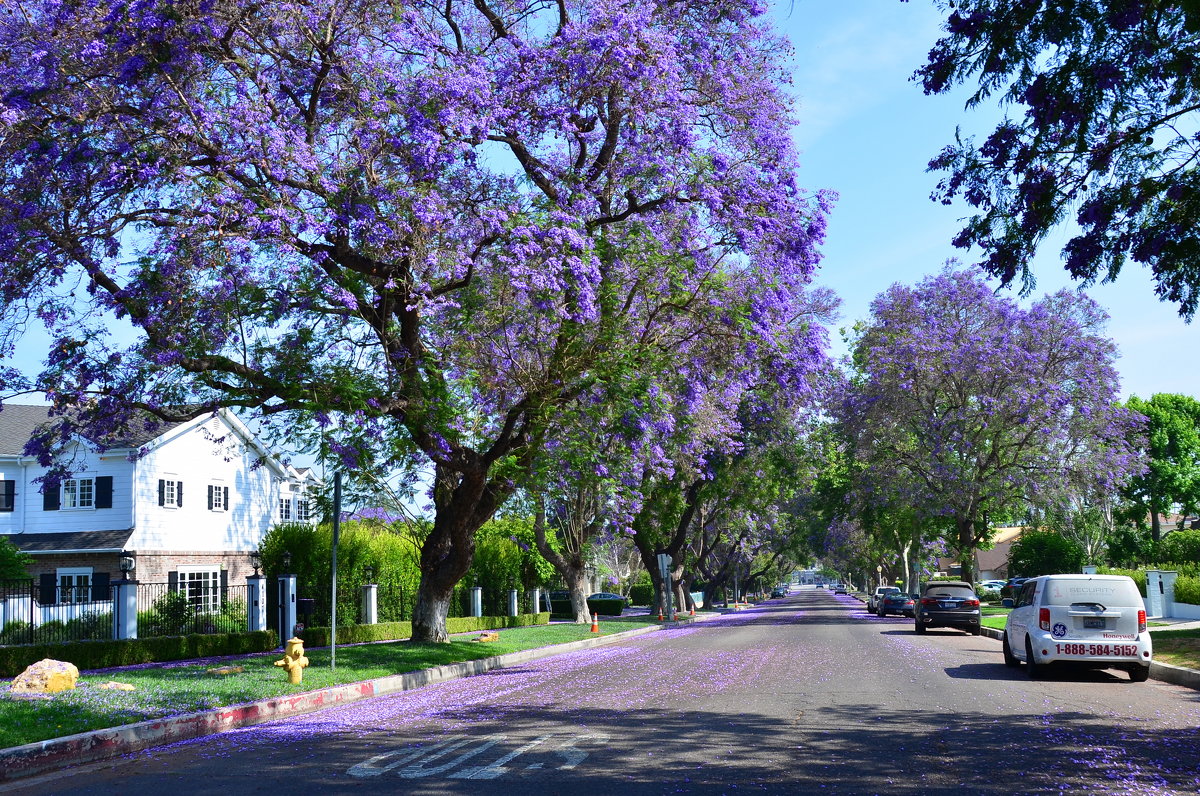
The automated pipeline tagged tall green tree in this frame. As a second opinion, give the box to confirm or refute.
[1122,394,1200,542]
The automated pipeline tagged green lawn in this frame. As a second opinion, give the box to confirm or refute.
[0,621,655,750]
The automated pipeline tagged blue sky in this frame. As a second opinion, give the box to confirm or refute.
[780,1,1197,400]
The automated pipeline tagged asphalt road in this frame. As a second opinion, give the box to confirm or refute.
[8,588,1200,795]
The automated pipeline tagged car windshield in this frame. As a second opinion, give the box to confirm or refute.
[886,593,910,600]
[924,586,975,598]
[1042,578,1141,607]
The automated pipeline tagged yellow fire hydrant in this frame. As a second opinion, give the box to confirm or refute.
[274,637,309,685]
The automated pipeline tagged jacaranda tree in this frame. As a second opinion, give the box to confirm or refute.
[0,0,831,640]
[839,268,1143,584]
[918,0,1200,318]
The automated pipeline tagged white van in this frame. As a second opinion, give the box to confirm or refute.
[1002,574,1152,681]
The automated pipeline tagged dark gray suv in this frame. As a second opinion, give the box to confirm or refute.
[914,581,982,635]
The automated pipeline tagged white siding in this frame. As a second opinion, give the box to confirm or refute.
[127,415,283,552]
[0,454,135,534]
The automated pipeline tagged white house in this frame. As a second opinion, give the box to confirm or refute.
[0,404,318,611]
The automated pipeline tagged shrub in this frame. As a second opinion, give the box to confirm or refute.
[1008,530,1085,577]
[1160,530,1200,565]
[149,590,195,636]
[33,620,68,644]
[65,610,112,641]
[1173,575,1200,605]
[586,598,624,617]
[0,619,31,646]
[1096,567,1147,596]
[628,584,654,606]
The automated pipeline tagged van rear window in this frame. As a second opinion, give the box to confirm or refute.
[924,586,975,598]
[1042,578,1140,606]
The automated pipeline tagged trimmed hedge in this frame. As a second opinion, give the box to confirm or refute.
[0,630,278,678]
[298,612,551,647]
[628,584,653,606]
[550,598,624,618]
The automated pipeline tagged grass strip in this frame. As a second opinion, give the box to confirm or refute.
[0,621,655,749]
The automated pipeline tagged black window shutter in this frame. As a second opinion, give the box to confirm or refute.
[168,570,178,591]
[176,481,183,507]
[220,569,229,601]
[95,476,113,509]
[223,486,229,509]
[207,485,214,510]
[158,479,165,506]
[39,573,57,605]
[0,480,14,511]
[92,572,111,600]
[43,487,60,511]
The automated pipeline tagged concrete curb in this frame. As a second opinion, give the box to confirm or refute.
[0,621,684,784]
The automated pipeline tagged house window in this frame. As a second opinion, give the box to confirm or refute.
[62,478,95,510]
[176,566,221,614]
[279,497,292,521]
[0,479,14,512]
[57,568,92,604]
[296,496,310,522]
[158,478,183,508]
[208,483,229,512]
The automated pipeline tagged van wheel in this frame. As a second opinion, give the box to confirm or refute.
[1025,638,1044,680]
[914,621,926,634]
[1128,665,1150,683]
[1002,632,1019,667]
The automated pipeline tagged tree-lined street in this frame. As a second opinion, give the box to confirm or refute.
[12,588,1200,795]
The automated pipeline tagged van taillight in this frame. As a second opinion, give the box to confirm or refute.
[1138,610,1147,634]
[1039,608,1051,631]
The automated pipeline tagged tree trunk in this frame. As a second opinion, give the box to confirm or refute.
[411,583,454,644]
[1152,511,1162,543]
[565,566,591,624]
[410,463,498,643]
[956,516,976,585]
[531,502,592,623]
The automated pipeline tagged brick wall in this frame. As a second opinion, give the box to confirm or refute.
[23,550,258,584]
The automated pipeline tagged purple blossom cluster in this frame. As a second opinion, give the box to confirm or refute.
[837,267,1144,578]
[0,0,831,639]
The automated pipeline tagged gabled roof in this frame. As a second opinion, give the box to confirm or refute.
[0,404,184,456]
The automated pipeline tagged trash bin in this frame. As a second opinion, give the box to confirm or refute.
[296,598,316,635]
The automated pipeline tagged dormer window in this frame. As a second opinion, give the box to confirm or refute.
[63,478,94,510]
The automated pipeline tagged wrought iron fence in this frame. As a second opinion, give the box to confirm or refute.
[0,578,114,645]
[136,582,249,637]
[0,579,251,645]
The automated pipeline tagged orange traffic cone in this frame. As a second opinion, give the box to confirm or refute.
[673,609,678,621]
[590,612,599,633]
[658,608,664,621]
[689,607,695,617]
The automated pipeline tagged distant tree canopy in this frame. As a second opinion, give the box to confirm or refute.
[838,267,1142,584]
[1121,393,1200,542]
[1008,529,1085,579]
[919,0,1200,318]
